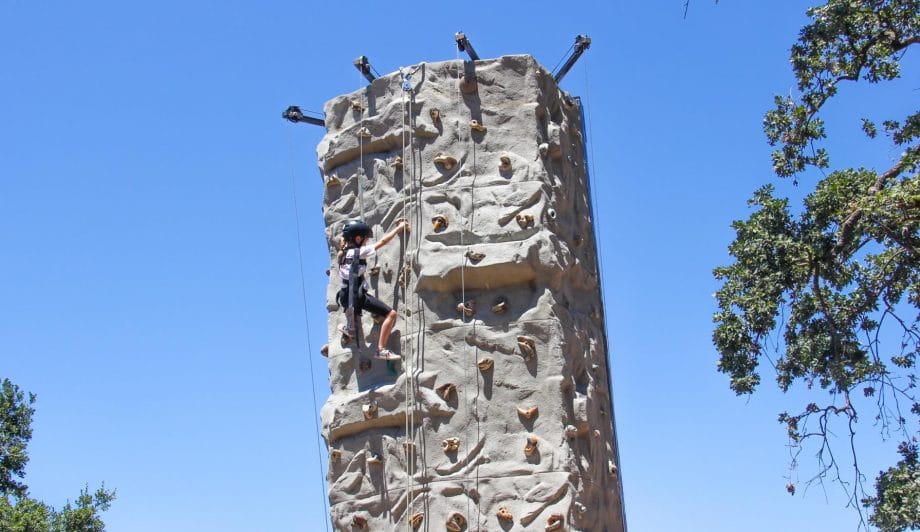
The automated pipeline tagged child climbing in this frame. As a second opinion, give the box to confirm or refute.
[336,218,410,361]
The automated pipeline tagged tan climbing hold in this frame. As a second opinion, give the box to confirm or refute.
[358,359,372,373]
[433,153,457,170]
[432,215,448,232]
[391,156,403,169]
[356,127,372,139]
[398,264,411,287]
[446,513,466,532]
[459,75,477,94]
[517,336,536,360]
[367,452,382,465]
[350,99,364,112]
[429,108,441,122]
[546,514,564,531]
[469,119,487,132]
[465,250,485,263]
[325,174,341,187]
[409,512,424,529]
[442,437,460,453]
[516,213,534,228]
[538,142,549,157]
[524,435,538,457]
[330,449,341,462]
[565,425,579,439]
[593,429,602,438]
[402,440,415,453]
[496,506,514,522]
[491,297,508,315]
[351,515,368,530]
[517,405,538,420]
[436,383,457,401]
[369,265,380,276]
[320,344,329,357]
[362,401,378,420]
[608,460,618,477]
[499,155,512,172]
[477,357,494,371]
[456,300,475,317]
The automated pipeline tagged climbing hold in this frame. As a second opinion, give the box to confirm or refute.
[391,156,403,169]
[456,300,475,317]
[436,383,457,401]
[367,452,382,465]
[358,358,372,373]
[469,119,487,132]
[565,425,579,439]
[496,506,514,522]
[499,155,512,173]
[429,108,441,122]
[409,512,424,529]
[356,127,372,139]
[465,250,485,263]
[402,440,416,454]
[573,234,583,247]
[320,344,329,357]
[477,357,494,371]
[524,435,539,457]
[516,213,534,228]
[574,502,587,515]
[442,437,460,453]
[432,215,448,232]
[608,460,618,477]
[351,99,364,112]
[351,515,368,530]
[563,96,576,109]
[538,143,549,158]
[459,75,477,94]
[398,265,411,287]
[433,153,457,170]
[325,174,341,188]
[546,514,565,531]
[517,336,537,360]
[362,401,378,420]
[547,208,557,220]
[491,297,508,315]
[446,513,467,532]
[593,429,601,438]
[517,405,539,420]
[330,449,341,462]
[369,265,380,277]
[372,313,384,324]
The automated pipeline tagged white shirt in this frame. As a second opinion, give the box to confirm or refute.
[339,245,376,284]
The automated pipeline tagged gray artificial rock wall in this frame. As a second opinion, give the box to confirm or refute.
[318,54,625,532]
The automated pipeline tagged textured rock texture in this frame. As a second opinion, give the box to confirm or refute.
[318,55,625,531]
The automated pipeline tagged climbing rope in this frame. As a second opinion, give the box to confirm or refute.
[287,131,332,532]
[357,75,367,220]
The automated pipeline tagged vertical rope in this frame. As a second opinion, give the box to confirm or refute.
[288,131,331,532]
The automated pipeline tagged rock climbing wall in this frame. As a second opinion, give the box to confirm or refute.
[317,54,625,532]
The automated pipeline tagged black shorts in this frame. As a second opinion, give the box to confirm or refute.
[337,284,392,317]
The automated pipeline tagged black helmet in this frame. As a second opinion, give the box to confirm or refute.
[342,220,372,241]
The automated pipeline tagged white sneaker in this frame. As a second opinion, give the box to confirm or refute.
[374,348,401,361]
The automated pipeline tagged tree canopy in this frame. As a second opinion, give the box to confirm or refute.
[713,0,919,529]
[0,378,115,532]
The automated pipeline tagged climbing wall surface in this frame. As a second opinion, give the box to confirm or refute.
[318,54,625,532]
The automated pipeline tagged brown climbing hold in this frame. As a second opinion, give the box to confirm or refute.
[350,99,364,112]
[459,75,477,94]
[565,425,579,439]
[409,512,424,529]
[446,513,467,532]
[516,213,534,228]
[442,437,460,453]
[398,265,411,287]
[477,357,494,371]
[330,449,341,462]
[456,300,475,317]
[320,344,329,358]
[517,405,539,420]
[608,460,618,477]
[491,297,508,315]
[538,142,549,157]
[369,265,380,276]
[402,440,415,453]
[436,383,457,401]
[593,429,601,438]
[362,401,378,420]
[546,514,565,531]
[391,155,403,169]
[429,108,441,122]
[356,127,372,139]
[469,119,487,132]
[496,506,514,522]
[432,215,448,232]
[351,515,368,530]
[465,250,485,263]
[499,155,512,172]
[517,336,536,360]
[524,435,538,457]
[367,452,382,465]
[573,234,583,247]
[433,153,457,170]
[325,174,341,187]
[358,359,372,373]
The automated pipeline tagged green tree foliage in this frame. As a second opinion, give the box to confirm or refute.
[0,378,115,532]
[713,0,919,528]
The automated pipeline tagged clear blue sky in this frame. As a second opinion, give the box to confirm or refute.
[2,1,915,530]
